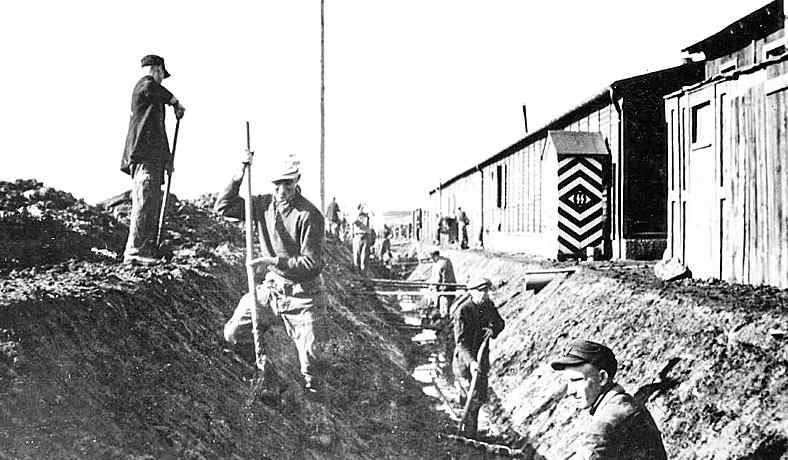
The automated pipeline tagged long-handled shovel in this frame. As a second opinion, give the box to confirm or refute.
[242,121,266,373]
[457,330,492,435]
[156,118,181,249]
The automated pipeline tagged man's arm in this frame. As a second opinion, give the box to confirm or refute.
[277,211,325,279]
[214,174,246,220]
[486,302,506,338]
[453,306,476,365]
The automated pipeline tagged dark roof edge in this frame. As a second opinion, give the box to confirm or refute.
[665,51,788,98]
[682,0,781,54]
[428,63,697,194]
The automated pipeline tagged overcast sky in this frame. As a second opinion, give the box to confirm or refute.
[0,1,770,216]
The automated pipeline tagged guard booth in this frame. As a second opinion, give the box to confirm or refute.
[543,131,609,258]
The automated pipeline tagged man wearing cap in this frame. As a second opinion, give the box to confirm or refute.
[452,277,505,437]
[430,250,457,317]
[325,197,341,239]
[214,153,326,395]
[120,54,186,265]
[351,210,373,274]
[551,340,667,459]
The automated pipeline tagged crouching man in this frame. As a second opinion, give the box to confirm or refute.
[550,339,667,459]
[452,277,505,437]
[215,153,325,395]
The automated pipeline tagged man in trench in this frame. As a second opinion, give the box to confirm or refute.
[120,54,185,265]
[430,250,457,318]
[452,277,505,437]
[550,339,667,459]
[215,153,326,395]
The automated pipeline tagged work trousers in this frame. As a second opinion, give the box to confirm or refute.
[224,283,325,385]
[125,162,163,257]
[352,235,370,273]
[459,223,469,249]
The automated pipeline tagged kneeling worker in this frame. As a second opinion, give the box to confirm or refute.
[452,277,505,437]
[215,153,325,395]
[551,339,667,459]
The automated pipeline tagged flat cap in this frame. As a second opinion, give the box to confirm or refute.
[550,339,617,378]
[140,54,170,79]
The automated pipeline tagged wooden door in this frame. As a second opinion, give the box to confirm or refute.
[686,94,718,278]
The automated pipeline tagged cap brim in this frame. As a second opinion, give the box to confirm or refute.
[550,356,587,370]
[163,68,171,79]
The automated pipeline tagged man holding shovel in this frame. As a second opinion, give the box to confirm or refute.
[452,276,505,437]
[120,54,185,265]
[215,153,326,395]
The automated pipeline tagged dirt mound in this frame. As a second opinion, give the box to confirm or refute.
[0,180,127,270]
[0,183,460,459]
[423,247,788,459]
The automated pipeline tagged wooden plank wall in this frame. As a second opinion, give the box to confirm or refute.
[668,60,788,288]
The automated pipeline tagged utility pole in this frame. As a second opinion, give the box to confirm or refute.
[320,0,326,212]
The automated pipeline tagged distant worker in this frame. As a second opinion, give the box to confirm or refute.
[325,196,341,238]
[430,250,457,317]
[550,340,668,459]
[452,277,505,437]
[379,229,393,264]
[215,153,326,395]
[458,206,470,250]
[120,54,185,265]
[352,210,373,274]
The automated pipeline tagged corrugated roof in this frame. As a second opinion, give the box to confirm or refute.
[546,131,608,156]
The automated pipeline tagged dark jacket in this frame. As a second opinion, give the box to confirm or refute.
[121,76,174,174]
[326,201,340,222]
[452,297,505,373]
[214,177,325,283]
[577,384,668,460]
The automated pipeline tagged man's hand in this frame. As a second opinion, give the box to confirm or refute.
[174,102,185,119]
[242,148,255,166]
[482,327,493,338]
[469,360,479,376]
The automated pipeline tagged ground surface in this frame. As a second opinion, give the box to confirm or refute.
[0,180,468,459]
[420,246,788,459]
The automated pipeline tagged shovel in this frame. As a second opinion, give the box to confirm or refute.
[156,118,180,249]
[457,329,492,435]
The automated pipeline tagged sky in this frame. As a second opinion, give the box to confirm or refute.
[0,1,771,217]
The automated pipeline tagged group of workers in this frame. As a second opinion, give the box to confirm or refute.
[120,55,667,458]
[426,250,666,458]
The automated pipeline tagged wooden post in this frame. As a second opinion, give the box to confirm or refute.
[244,121,266,371]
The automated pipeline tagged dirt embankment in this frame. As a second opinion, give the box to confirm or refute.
[0,180,459,459]
[423,247,788,459]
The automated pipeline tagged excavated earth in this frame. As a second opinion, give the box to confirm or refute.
[0,180,469,459]
[2,178,787,459]
[414,246,788,460]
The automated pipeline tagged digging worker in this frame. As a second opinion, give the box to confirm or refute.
[325,197,341,238]
[452,277,505,437]
[430,250,457,317]
[550,339,667,459]
[120,54,185,265]
[351,210,372,274]
[215,153,325,394]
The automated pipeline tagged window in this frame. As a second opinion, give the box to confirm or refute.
[764,39,786,60]
[691,101,712,148]
[496,165,503,208]
[718,58,736,74]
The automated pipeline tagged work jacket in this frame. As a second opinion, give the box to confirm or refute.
[214,177,325,283]
[575,384,668,460]
[326,201,340,222]
[430,257,457,286]
[452,297,505,373]
[120,76,173,175]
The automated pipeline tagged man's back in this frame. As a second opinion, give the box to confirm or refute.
[579,385,667,460]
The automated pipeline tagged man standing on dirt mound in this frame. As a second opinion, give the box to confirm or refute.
[120,54,185,265]
[452,277,505,437]
[551,339,667,459]
[215,153,326,395]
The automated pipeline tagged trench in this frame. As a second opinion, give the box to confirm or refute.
[374,243,569,459]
